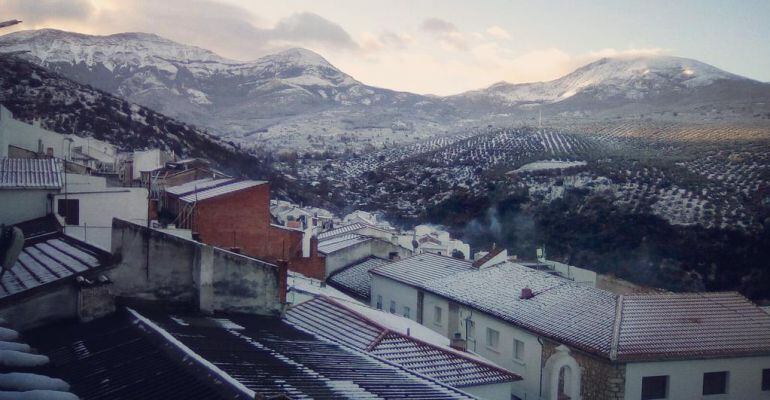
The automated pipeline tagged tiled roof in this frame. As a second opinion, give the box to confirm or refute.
[0,234,110,301]
[423,263,617,357]
[178,180,265,203]
[23,309,234,400]
[286,296,520,388]
[472,246,504,268]
[0,158,63,189]
[327,257,390,300]
[139,309,477,399]
[317,222,367,240]
[317,233,372,254]
[164,177,234,196]
[615,292,770,361]
[369,253,473,288]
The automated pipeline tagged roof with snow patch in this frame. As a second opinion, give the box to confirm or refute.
[369,253,474,288]
[317,233,372,254]
[0,158,63,189]
[327,257,390,300]
[164,177,234,196]
[317,222,368,240]
[0,233,111,302]
[178,180,265,203]
[286,296,520,388]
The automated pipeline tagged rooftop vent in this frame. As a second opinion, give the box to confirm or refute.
[520,287,534,300]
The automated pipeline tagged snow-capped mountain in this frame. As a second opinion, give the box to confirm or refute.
[0,29,448,141]
[448,55,769,116]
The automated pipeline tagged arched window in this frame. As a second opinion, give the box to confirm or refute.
[543,345,581,400]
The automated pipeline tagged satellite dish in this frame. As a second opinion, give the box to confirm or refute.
[0,225,24,278]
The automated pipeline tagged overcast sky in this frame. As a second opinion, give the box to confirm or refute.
[2,0,769,95]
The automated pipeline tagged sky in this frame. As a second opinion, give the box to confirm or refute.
[2,0,769,95]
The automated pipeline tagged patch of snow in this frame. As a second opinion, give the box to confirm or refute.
[0,390,79,400]
[0,328,18,341]
[515,160,587,172]
[0,342,31,352]
[0,351,49,368]
[208,318,244,331]
[0,373,70,392]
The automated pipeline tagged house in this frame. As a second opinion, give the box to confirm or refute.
[270,199,335,230]
[286,295,522,400]
[0,157,63,225]
[317,224,412,277]
[399,224,471,259]
[370,255,770,400]
[327,256,391,301]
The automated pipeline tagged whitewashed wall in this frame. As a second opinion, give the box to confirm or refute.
[624,356,770,400]
[0,190,53,225]
[369,275,419,319]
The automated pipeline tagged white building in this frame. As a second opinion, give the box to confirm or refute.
[0,158,63,225]
[369,253,770,400]
[398,224,471,259]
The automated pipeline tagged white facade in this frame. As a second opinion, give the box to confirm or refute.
[132,149,170,180]
[370,274,420,319]
[55,173,148,250]
[0,189,53,225]
[624,356,770,400]
[397,225,471,260]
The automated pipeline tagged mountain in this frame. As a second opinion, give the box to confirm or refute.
[449,55,770,118]
[0,54,284,185]
[0,29,452,145]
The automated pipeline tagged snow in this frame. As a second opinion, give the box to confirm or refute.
[0,351,49,368]
[0,390,78,400]
[126,308,256,399]
[0,328,18,341]
[0,342,30,353]
[287,272,361,304]
[185,88,212,105]
[514,160,587,172]
[0,373,70,392]
[209,318,244,331]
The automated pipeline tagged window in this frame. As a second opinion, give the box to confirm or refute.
[702,371,728,395]
[513,339,525,361]
[402,306,410,318]
[486,328,499,349]
[763,369,770,391]
[57,199,80,225]
[376,295,383,310]
[389,300,396,314]
[641,375,668,400]
[434,306,442,324]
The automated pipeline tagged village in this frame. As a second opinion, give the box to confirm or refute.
[1,101,770,400]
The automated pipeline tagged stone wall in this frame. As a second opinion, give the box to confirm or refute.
[541,339,626,400]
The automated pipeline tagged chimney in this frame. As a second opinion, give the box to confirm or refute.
[450,332,467,351]
[277,259,288,304]
[520,287,534,300]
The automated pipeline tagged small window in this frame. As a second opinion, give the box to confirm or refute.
[389,300,396,314]
[434,306,442,324]
[513,339,525,361]
[376,295,383,310]
[763,369,770,391]
[703,371,728,395]
[486,328,499,349]
[641,375,668,400]
[403,306,410,318]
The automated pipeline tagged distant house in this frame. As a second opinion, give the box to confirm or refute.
[286,296,521,400]
[0,157,63,225]
[370,254,770,400]
[317,223,412,278]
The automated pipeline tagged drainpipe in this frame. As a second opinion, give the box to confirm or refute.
[538,336,545,400]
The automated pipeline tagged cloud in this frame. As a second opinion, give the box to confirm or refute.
[1,0,94,23]
[485,25,511,40]
[419,18,458,34]
[266,12,358,50]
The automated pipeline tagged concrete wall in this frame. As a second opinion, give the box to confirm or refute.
[0,285,78,331]
[325,239,411,277]
[624,356,770,400]
[110,219,283,315]
[0,189,53,225]
[464,382,515,400]
[370,275,419,319]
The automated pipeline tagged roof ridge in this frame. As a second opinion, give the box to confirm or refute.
[609,294,623,361]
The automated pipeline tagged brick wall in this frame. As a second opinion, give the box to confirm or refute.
[541,339,626,400]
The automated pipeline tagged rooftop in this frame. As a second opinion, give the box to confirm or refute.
[317,222,368,240]
[286,296,520,388]
[0,157,63,189]
[317,233,372,255]
[0,233,111,302]
[178,180,266,203]
[369,253,473,288]
[164,177,234,196]
[327,256,390,300]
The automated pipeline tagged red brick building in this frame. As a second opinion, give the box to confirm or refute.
[173,179,325,279]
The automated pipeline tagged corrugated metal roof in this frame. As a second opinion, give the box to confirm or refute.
[165,177,234,196]
[616,292,770,361]
[317,233,372,254]
[286,296,520,388]
[0,235,109,300]
[369,253,473,288]
[327,257,390,300]
[179,180,265,203]
[23,309,235,400]
[0,157,63,189]
[141,310,477,399]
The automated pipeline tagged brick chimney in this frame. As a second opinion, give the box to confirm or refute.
[520,287,534,300]
[276,259,288,304]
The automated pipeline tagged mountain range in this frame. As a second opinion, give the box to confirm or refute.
[1,29,769,149]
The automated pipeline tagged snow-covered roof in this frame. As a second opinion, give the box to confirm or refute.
[317,222,367,240]
[317,233,372,254]
[0,158,63,189]
[129,308,478,399]
[178,180,265,203]
[164,177,234,196]
[327,257,390,300]
[369,253,473,288]
[0,234,110,301]
[286,296,520,388]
